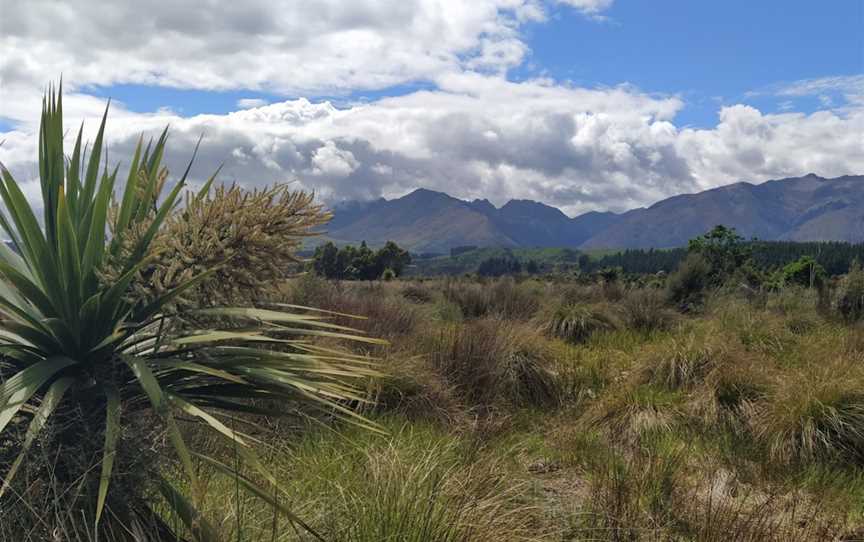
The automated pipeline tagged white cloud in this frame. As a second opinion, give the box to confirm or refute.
[3,74,861,218]
[310,141,360,177]
[0,0,544,104]
[237,98,269,109]
[0,1,859,219]
[773,74,864,99]
[557,0,613,13]
[748,74,864,111]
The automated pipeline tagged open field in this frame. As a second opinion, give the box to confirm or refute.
[132,276,864,539]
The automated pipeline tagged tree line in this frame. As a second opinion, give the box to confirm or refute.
[312,241,412,280]
[587,240,864,276]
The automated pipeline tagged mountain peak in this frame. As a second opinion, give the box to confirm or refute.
[325,174,864,253]
[403,187,451,199]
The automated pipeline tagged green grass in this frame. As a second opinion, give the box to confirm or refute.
[173,418,539,542]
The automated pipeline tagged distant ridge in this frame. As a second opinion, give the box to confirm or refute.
[323,174,864,253]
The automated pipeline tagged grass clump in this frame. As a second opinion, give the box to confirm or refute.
[400,282,435,303]
[427,319,561,409]
[746,358,864,465]
[583,384,685,442]
[190,421,537,542]
[641,333,727,390]
[620,287,679,333]
[542,303,617,344]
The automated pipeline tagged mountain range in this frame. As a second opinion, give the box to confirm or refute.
[323,174,864,253]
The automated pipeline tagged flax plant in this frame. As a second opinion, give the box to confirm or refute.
[0,85,381,541]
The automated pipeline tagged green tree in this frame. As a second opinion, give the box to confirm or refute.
[688,225,751,283]
[313,241,340,278]
[312,240,411,280]
[781,255,827,288]
[375,240,412,277]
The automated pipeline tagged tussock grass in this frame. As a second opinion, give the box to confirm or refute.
[367,353,459,423]
[425,319,561,409]
[745,356,864,465]
[620,287,680,333]
[583,384,685,442]
[640,332,730,390]
[541,303,618,344]
[184,421,538,542]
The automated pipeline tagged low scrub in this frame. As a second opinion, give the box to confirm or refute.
[836,262,864,323]
[666,252,712,309]
[444,277,540,320]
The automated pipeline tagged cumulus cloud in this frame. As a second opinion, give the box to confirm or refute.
[3,74,861,218]
[0,0,542,107]
[0,1,860,218]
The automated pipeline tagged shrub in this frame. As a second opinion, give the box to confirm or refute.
[666,252,712,309]
[781,255,827,289]
[836,261,864,323]
[542,303,617,344]
[687,225,751,283]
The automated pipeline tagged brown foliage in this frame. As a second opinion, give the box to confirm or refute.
[103,183,329,307]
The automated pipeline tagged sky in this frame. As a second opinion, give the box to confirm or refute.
[0,0,862,216]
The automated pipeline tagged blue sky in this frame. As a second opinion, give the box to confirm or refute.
[70,0,864,127]
[519,0,863,126]
[1,0,862,214]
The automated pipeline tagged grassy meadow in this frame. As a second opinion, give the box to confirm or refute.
[170,275,864,540]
